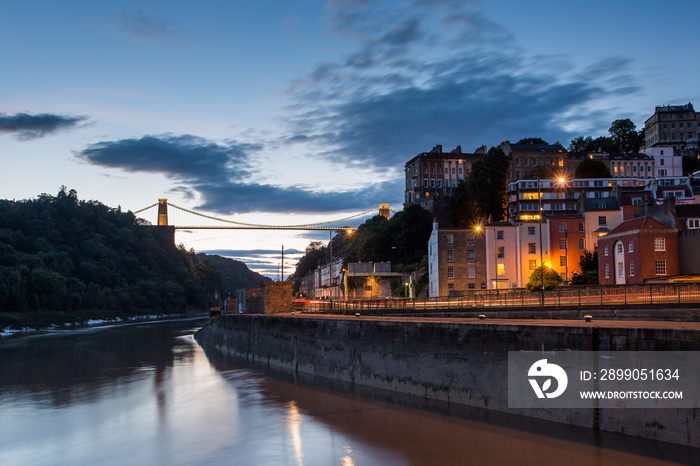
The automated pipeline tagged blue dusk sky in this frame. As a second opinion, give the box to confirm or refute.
[1,0,698,277]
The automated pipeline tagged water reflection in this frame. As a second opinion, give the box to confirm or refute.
[1,319,697,465]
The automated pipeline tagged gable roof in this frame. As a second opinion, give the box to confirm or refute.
[607,216,673,235]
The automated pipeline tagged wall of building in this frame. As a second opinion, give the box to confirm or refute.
[196,315,700,447]
[262,281,293,314]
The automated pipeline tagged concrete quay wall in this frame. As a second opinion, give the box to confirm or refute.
[194,315,700,447]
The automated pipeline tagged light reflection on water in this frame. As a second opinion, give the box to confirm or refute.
[0,318,696,466]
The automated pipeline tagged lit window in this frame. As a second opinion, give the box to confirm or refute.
[654,237,666,251]
[529,260,537,271]
[497,263,505,275]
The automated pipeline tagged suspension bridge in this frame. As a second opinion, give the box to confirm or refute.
[133,199,396,231]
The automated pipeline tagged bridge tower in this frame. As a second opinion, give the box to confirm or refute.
[158,199,169,226]
[379,203,391,220]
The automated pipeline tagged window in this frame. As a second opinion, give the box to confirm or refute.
[628,242,633,253]
[559,238,567,250]
[468,283,476,289]
[438,179,442,188]
[655,260,667,275]
[618,262,624,278]
[431,179,435,188]
[424,179,428,187]
[688,219,700,229]
[629,261,635,276]
[447,266,454,279]
[527,226,535,236]
[529,260,537,271]
[604,245,609,256]
[446,234,453,244]
[528,243,536,254]
[660,159,665,166]
[579,238,585,250]
[605,263,609,278]
[448,283,454,290]
[559,223,567,232]
[468,266,476,279]
[447,250,454,262]
[560,256,567,267]
[467,250,475,262]
[617,243,623,254]
[497,263,505,275]
[598,216,607,226]
[496,230,504,240]
[654,237,666,251]
[431,166,435,174]
[497,247,505,258]
[466,234,475,243]
[578,223,584,232]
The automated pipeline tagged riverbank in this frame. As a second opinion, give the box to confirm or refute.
[0,309,206,337]
[195,313,700,448]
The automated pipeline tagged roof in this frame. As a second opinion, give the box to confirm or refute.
[582,197,620,211]
[506,142,566,153]
[607,216,673,235]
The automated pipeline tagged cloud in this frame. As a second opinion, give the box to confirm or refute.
[78,133,403,214]
[0,112,87,141]
[113,12,185,44]
[285,0,641,168]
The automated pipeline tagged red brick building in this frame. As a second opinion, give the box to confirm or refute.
[598,217,679,285]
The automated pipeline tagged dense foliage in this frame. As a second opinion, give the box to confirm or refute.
[0,188,222,315]
[291,204,433,290]
[525,266,563,291]
[568,118,644,154]
[449,146,510,227]
[196,253,270,292]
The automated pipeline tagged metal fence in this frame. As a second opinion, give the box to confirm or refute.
[300,282,700,313]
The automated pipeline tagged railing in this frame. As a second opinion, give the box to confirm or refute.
[298,283,700,313]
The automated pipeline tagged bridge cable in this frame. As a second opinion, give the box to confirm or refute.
[165,202,381,229]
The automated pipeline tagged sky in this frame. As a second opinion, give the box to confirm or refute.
[1,0,698,278]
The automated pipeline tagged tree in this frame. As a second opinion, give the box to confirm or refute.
[517,138,548,145]
[568,135,594,152]
[609,118,643,153]
[525,266,563,291]
[468,147,510,221]
[575,158,611,178]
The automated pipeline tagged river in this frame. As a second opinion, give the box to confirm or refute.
[0,318,696,465]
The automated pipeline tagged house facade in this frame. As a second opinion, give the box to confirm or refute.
[598,217,679,285]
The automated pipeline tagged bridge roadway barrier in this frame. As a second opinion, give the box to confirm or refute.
[194,313,700,447]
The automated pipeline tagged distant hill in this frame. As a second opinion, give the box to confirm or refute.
[0,187,222,316]
[196,253,270,293]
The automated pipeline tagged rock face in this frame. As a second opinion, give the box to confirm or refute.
[195,315,700,447]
